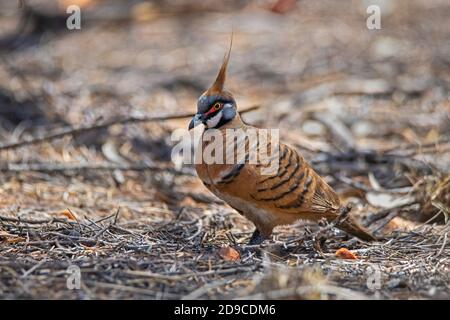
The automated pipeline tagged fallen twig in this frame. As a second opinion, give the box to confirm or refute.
[0,105,259,152]
[0,162,193,175]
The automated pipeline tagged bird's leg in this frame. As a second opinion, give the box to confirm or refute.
[248,228,266,245]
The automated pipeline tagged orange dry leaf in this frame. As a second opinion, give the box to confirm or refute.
[270,0,297,14]
[131,2,159,23]
[218,246,240,262]
[180,196,197,208]
[335,248,358,260]
[58,0,97,10]
[81,244,100,255]
[0,231,25,244]
[60,209,77,221]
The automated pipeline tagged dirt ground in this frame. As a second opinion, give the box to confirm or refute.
[0,0,449,299]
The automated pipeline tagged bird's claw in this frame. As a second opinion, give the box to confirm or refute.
[247,229,266,245]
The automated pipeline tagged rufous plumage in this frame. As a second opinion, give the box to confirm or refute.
[189,42,375,244]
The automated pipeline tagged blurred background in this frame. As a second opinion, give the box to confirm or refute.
[0,0,448,299]
[0,0,448,214]
[1,0,448,155]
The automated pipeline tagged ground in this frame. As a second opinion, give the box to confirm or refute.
[0,0,449,299]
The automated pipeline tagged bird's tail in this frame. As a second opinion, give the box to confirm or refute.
[336,214,377,242]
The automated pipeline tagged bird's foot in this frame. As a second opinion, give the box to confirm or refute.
[339,203,353,216]
[247,229,266,246]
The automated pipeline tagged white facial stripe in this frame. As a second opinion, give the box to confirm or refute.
[206,110,222,128]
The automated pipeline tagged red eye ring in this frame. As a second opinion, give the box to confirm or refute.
[205,102,221,115]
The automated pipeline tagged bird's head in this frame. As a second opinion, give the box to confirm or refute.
[189,40,237,130]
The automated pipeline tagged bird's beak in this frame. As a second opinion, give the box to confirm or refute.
[188,113,203,130]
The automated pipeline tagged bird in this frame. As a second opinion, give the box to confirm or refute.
[188,42,376,245]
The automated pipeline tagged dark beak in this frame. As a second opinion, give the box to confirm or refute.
[188,113,203,130]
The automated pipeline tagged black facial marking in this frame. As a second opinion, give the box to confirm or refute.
[196,94,236,129]
[197,95,219,114]
[197,95,234,114]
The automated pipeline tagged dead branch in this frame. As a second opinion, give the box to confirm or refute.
[314,113,356,152]
[0,214,76,225]
[0,162,193,175]
[0,105,259,152]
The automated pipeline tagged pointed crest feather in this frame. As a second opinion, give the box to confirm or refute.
[207,34,233,94]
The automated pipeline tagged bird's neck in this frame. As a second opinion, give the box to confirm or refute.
[213,112,244,131]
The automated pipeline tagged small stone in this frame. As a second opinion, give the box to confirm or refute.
[302,120,325,136]
[352,121,374,137]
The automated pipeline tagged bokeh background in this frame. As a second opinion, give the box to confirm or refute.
[0,0,448,299]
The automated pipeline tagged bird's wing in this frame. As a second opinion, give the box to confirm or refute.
[200,125,340,216]
[248,142,341,214]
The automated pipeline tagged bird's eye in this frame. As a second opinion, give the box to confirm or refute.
[213,102,221,110]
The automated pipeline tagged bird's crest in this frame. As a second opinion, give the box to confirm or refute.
[206,34,233,95]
